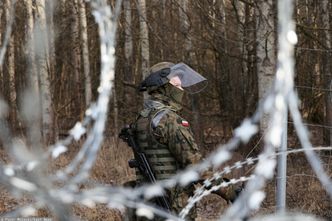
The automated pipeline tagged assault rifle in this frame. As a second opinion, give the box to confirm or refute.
[119,125,171,211]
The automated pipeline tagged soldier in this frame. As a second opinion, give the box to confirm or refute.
[130,61,207,220]
[124,62,242,220]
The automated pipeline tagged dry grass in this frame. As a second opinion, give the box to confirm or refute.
[70,138,135,221]
[0,136,331,220]
[0,137,135,220]
[260,153,332,220]
[90,139,135,185]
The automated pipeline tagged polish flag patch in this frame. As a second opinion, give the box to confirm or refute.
[181,120,189,127]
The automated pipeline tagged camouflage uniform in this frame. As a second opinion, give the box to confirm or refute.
[125,62,243,221]
[133,91,201,220]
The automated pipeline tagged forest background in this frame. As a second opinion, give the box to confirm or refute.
[0,0,331,220]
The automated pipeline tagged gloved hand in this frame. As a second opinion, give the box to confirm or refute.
[199,170,244,203]
[211,177,243,203]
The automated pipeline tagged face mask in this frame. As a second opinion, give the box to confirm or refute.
[167,83,184,104]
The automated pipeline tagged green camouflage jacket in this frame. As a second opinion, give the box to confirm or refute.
[144,93,201,168]
[133,93,200,220]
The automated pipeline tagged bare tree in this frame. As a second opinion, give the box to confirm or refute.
[179,0,202,142]
[123,0,134,93]
[179,0,192,58]
[0,4,3,91]
[220,0,227,49]
[122,0,137,123]
[124,0,133,82]
[5,0,16,126]
[45,0,56,80]
[7,33,16,126]
[137,0,150,97]
[71,0,83,117]
[35,0,54,141]
[25,0,38,93]
[235,0,246,74]
[255,0,276,131]
[320,0,332,145]
[23,0,43,147]
[78,0,92,107]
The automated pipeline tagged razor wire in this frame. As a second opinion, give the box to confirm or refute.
[219,0,332,220]
[180,146,332,218]
[53,0,123,185]
[1,143,330,220]
[0,0,123,219]
[0,0,331,220]
[218,0,298,220]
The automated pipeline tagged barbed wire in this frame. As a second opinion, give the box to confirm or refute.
[221,0,299,220]
[295,85,332,92]
[296,47,332,52]
[180,146,332,218]
[289,121,332,130]
[0,0,123,220]
[0,0,331,220]
[288,92,332,196]
[249,213,324,221]
[180,176,255,218]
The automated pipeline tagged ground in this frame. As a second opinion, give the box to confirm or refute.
[0,127,331,220]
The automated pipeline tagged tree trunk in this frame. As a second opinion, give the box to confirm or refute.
[162,0,167,19]
[255,0,276,132]
[112,86,119,139]
[245,1,257,116]
[0,4,3,92]
[124,0,133,83]
[137,0,150,99]
[45,0,56,84]
[233,0,246,121]
[236,0,247,75]
[218,0,233,122]
[123,0,136,122]
[179,0,192,57]
[321,0,332,145]
[8,33,16,126]
[78,0,92,107]
[220,0,227,45]
[72,0,83,117]
[5,0,16,126]
[25,0,39,95]
[24,0,43,147]
[35,0,54,142]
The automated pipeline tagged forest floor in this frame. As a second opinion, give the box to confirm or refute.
[0,127,331,221]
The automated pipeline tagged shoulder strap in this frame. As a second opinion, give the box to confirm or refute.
[151,108,169,129]
[139,100,168,118]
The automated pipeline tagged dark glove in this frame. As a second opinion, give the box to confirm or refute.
[211,177,243,203]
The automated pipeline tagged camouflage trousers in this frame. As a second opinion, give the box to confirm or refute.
[124,186,196,221]
[170,185,197,221]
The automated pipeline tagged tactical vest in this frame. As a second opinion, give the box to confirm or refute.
[133,102,178,183]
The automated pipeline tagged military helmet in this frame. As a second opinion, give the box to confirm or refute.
[139,62,208,94]
[138,62,174,93]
